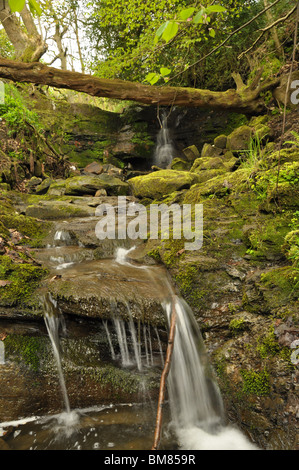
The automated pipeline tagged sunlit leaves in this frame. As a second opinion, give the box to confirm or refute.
[28,0,42,16]
[8,0,42,15]
[179,8,195,21]
[193,9,205,24]
[144,67,172,85]
[155,4,226,43]
[8,0,25,12]
[205,5,227,14]
[155,20,179,44]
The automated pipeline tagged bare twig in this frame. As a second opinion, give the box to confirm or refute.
[152,299,176,451]
[167,0,282,84]
[238,4,298,60]
[275,1,299,204]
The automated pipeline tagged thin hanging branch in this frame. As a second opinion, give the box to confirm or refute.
[152,298,176,451]
[238,4,298,60]
[275,1,299,201]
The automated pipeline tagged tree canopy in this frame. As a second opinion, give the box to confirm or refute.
[0,0,298,109]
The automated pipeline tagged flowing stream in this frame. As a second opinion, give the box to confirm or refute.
[0,223,257,450]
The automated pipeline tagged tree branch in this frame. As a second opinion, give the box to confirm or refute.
[238,4,298,60]
[152,299,176,451]
[0,57,278,114]
[167,0,283,84]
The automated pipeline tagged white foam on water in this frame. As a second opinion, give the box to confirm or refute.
[177,426,258,450]
[114,246,136,265]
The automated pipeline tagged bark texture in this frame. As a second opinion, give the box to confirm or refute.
[0,2,47,62]
[0,58,280,114]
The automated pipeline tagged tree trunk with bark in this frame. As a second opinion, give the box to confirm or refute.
[0,1,47,62]
[0,58,281,114]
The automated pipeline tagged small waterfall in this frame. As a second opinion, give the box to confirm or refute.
[127,305,142,372]
[153,111,175,168]
[113,318,132,368]
[164,296,257,450]
[43,293,71,415]
[154,326,164,366]
[54,230,72,244]
[114,246,136,265]
[103,320,116,360]
[165,297,224,433]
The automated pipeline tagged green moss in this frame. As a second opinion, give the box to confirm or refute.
[81,364,159,395]
[229,317,246,335]
[260,267,298,301]
[1,212,49,247]
[4,335,45,371]
[256,327,292,365]
[129,170,202,200]
[0,255,48,306]
[240,368,270,396]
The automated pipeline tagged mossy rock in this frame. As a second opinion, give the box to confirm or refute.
[184,168,251,203]
[263,183,299,211]
[262,148,299,169]
[226,125,253,152]
[183,145,200,162]
[214,134,227,149]
[35,178,53,195]
[170,158,191,171]
[0,255,48,308]
[128,170,203,199]
[61,174,129,196]
[25,201,94,220]
[201,143,223,158]
[47,180,67,196]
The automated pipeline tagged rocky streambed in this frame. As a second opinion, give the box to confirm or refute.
[0,104,298,450]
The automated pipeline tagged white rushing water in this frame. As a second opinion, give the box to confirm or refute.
[114,246,136,265]
[43,293,72,417]
[153,111,175,168]
[165,297,258,450]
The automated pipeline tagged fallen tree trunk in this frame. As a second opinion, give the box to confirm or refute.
[0,58,280,114]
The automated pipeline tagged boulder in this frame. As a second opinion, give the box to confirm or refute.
[183,145,200,162]
[128,170,203,199]
[64,174,129,196]
[226,125,253,152]
[214,134,227,149]
[201,143,223,158]
[47,180,67,196]
[83,161,104,175]
[25,177,42,192]
[35,178,53,195]
[170,158,191,171]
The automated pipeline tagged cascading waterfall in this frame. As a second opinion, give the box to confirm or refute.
[153,111,175,168]
[165,297,224,433]
[43,293,71,416]
[164,296,257,450]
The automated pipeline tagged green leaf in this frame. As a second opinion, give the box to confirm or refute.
[209,28,216,38]
[144,73,160,85]
[160,67,171,77]
[193,9,205,24]
[155,21,169,39]
[8,0,26,12]
[162,21,178,43]
[28,0,42,16]
[205,5,226,14]
[179,7,195,21]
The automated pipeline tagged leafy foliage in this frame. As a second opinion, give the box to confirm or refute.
[8,0,42,15]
